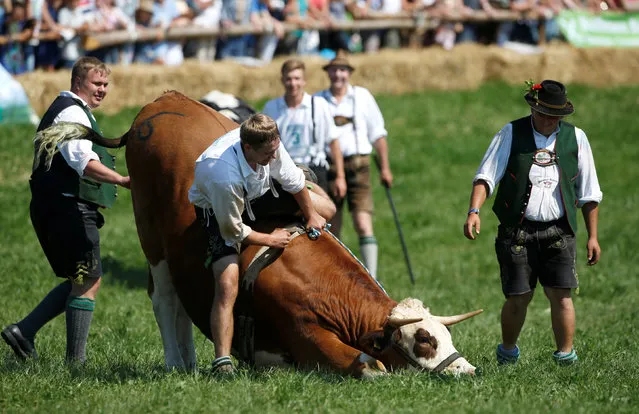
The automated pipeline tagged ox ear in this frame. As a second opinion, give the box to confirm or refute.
[359,330,390,355]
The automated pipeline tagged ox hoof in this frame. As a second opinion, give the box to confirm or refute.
[359,353,387,380]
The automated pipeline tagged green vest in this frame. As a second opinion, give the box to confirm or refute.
[32,96,117,208]
[492,116,580,234]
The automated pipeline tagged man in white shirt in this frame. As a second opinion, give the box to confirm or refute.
[315,50,393,279]
[188,113,333,374]
[263,58,346,198]
[2,57,130,364]
[463,80,602,366]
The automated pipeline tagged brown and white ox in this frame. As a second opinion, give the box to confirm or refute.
[35,91,482,378]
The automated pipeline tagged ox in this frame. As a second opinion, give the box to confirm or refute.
[35,91,482,378]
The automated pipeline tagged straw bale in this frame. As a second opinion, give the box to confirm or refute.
[16,44,639,115]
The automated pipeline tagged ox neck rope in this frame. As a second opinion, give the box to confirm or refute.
[390,341,462,374]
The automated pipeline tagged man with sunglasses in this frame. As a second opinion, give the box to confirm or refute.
[463,80,602,366]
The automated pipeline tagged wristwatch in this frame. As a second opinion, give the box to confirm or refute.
[467,208,480,215]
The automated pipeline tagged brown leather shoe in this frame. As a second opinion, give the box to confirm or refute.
[1,324,37,360]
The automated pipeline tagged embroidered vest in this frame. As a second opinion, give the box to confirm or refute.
[31,96,117,208]
[492,116,580,234]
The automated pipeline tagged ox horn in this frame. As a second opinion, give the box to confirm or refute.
[387,317,423,328]
[432,309,483,326]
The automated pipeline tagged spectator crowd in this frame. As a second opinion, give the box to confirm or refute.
[0,0,630,75]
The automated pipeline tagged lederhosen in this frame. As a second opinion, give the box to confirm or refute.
[325,88,373,214]
[493,116,579,296]
[29,96,117,281]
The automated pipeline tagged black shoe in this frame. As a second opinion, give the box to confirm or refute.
[1,324,37,360]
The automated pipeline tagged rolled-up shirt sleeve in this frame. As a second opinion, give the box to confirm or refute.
[575,127,603,207]
[270,144,305,194]
[210,180,253,246]
[473,124,512,197]
[362,88,387,143]
[195,159,253,246]
[55,105,100,177]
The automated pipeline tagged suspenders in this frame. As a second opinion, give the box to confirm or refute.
[311,96,316,146]
[326,88,358,156]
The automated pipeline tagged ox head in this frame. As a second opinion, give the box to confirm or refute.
[359,298,482,376]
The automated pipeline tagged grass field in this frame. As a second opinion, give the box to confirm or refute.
[1,82,638,413]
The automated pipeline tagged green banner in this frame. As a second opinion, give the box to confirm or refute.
[557,11,639,48]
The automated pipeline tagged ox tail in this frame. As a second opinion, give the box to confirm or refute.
[33,122,129,172]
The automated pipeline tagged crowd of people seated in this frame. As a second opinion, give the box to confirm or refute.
[0,0,630,75]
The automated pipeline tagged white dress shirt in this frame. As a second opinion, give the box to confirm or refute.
[315,85,387,157]
[262,93,338,168]
[54,91,100,177]
[188,128,305,246]
[474,119,603,223]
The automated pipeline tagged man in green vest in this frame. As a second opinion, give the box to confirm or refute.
[1,57,130,364]
[463,80,602,366]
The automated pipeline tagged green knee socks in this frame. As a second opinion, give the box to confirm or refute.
[65,296,95,364]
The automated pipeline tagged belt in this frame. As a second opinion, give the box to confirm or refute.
[521,218,566,230]
[343,154,369,160]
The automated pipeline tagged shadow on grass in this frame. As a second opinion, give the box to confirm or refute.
[102,257,148,289]
[1,355,168,383]
[1,353,485,385]
[70,362,169,383]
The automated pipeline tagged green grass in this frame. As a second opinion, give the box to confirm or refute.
[1,82,638,413]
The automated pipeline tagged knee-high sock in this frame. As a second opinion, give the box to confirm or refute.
[359,236,378,279]
[17,281,72,341]
[65,296,95,364]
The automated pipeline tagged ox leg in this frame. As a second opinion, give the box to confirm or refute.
[294,327,387,379]
[150,260,193,370]
[175,298,197,371]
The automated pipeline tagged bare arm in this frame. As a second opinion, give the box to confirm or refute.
[561,0,582,9]
[329,140,346,199]
[463,180,489,240]
[292,187,326,231]
[83,160,130,189]
[582,201,600,265]
[244,228,292,248]
[373,137,393,188]
[41,2,60,31]
[511,0,537,12]
[479,0,497,15]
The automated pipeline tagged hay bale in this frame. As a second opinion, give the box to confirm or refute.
[16,44,639,115]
